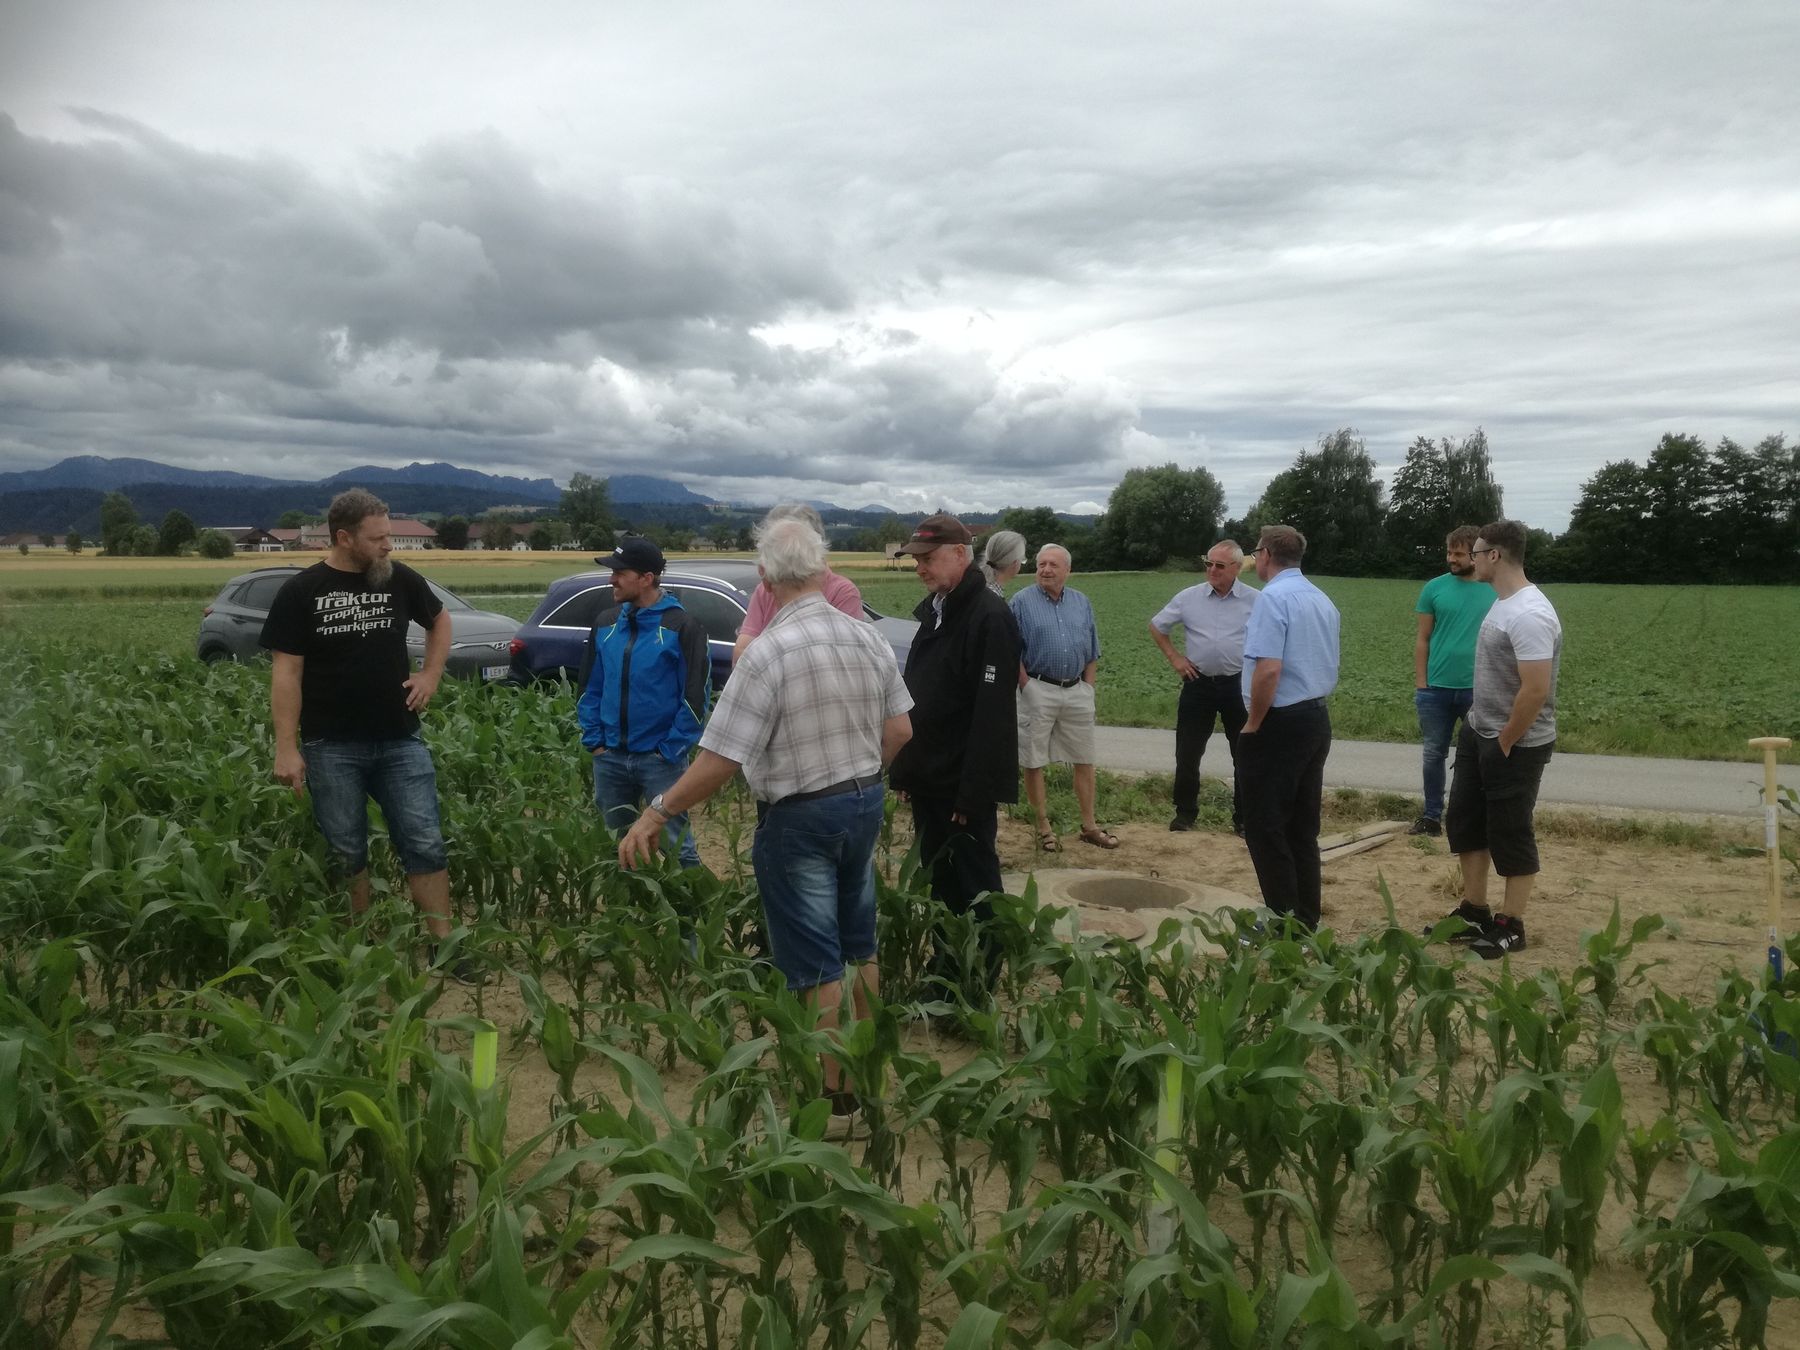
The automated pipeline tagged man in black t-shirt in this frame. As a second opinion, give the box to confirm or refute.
[260,488,463,972]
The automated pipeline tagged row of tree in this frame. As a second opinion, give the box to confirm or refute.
[992,429,1794,584]
[97,495,236,558]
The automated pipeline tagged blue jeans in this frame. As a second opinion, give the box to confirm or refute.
[751,783,885,992]
[1415,686,1475,822]
[593,749,700,868]
[303,735,448,878]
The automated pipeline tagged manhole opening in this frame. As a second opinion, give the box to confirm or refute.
[1066,877,1190,912]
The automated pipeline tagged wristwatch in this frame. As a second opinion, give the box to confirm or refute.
[647,793,670,819]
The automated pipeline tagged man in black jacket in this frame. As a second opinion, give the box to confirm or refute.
[887,514,1021,989]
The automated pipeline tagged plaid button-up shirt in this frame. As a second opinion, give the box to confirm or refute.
[700,592,913,801]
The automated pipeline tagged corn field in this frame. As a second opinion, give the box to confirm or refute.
[3,644,1799,1349]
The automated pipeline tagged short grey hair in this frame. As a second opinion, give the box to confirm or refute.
[755,515,828,587]
[1035,542,1071,566]
[979,529,1026,585]
[762,500,828,540]
[1208,539,1245,564]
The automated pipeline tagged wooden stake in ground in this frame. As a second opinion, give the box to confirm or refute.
[1750,736,1793,980]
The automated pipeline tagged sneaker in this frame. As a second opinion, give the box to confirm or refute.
[428,945,483,985]
[1423,901,1493,944]
[1470,914,1526,960]
[1168,816,1196,833]
[1408,816,1442,837]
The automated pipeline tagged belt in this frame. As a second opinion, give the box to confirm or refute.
[1267,696,1328,712]
[774,771,884,807]
[1029,672,1083,688]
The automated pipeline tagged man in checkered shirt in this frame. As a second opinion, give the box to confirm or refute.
[619,514,913,1139]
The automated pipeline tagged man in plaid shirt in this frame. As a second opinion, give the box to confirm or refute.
[618,515,913,1140]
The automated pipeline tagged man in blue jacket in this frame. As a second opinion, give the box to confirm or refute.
[577,538,710,867]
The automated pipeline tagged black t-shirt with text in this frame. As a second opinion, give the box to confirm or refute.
[259,561,444,741]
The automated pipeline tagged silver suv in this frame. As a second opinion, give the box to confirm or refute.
[196,566,521,681]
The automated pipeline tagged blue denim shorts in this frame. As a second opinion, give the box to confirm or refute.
[303,735,449,878]
[750,783,885,992]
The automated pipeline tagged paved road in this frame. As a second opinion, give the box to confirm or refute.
[1092,726,1798,817]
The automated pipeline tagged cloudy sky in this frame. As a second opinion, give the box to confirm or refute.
[2,1,1796,526]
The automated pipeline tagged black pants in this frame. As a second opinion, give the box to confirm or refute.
[910,795,1004,987]
[1444,724,1554,876]
[1174,673,1248,827]
[1237,700,1331,928]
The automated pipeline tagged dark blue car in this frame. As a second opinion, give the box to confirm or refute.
[507,558,916,690]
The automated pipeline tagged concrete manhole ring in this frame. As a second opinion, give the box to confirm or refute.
[1001,868,1255,952]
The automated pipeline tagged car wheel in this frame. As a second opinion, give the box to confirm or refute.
[198,645,235,665]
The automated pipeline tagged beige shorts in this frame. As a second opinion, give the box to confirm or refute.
[1018,676,1096,768]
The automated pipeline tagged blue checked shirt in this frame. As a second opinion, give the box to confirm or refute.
[1009,583,1100,682]
[1241,568,1340,706]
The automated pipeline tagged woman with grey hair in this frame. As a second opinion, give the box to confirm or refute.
[733,501,866,662]
[979,529,1027,594]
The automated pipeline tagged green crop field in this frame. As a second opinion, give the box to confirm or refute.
[5,642,1800,1347]
[2,556,1794,759]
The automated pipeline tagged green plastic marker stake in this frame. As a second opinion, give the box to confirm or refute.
[472,1022,498,1092]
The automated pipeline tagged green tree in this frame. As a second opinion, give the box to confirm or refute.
[1443,429,1504,529]
[277,509,310,529]
[99,491,138,555]
[157,509,199,556]
[1711,435,1800,582]
[1561,459,1651,582]
[436,516,470,551]
[66,530,83,554]
[1096,463,1226,569]
[1386,430,1505,573]
[15,542,25,557]
[1640,433,1716,575]
[995,506,1066,561]
[735,524,756,551]
[481,519,517,552]
[125,524,160,556]
[561,472,615,552]
[1245,429,1386,575]
[528,522,555,552]
[196,529,236,559]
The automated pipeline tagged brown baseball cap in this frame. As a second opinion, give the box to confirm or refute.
[895,513,974,555]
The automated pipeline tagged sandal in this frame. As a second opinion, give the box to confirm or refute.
[1079,826,1120,850]
[1038,830,1062,853]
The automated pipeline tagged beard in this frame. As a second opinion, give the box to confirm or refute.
[364,556,394,588]
[1449,562,1475,578]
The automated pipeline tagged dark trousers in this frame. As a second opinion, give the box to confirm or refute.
[1174,673,1248,827]
[1237,700,1331,928]
[910,795,1004,987]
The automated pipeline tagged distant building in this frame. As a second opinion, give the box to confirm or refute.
[208,527,285,553]
[0,532,66,552]
[388,518,437,550]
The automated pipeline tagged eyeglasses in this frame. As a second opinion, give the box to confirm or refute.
[1471,546,1498,558]
[1251,547,1269,557]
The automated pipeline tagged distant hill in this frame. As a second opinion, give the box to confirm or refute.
[320,461,559,502]
[609,474,715,505]
[0,455,304,493]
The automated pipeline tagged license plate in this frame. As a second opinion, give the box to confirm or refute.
[482,664,511,680]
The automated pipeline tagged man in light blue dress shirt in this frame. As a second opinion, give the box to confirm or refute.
[1237,524,1341,929]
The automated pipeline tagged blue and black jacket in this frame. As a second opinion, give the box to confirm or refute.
[576,592,710,762]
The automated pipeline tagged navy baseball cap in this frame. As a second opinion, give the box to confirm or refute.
[597,537,665,574]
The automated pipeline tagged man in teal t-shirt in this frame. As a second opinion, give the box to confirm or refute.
[1410,525,1496,834]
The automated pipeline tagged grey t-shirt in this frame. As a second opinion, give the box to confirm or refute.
[1468,584,1562,747]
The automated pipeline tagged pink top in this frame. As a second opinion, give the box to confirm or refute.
[740,567,864,638]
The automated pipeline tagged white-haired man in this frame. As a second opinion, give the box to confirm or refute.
[1149,539,1259,835]
[732,501,864,663]
[619,516,913,1140]
[1010,543,1111,850]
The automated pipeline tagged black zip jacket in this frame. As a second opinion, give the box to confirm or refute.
[888,564,1020,813]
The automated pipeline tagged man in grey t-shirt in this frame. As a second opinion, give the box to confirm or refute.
[1430,520,1562,959]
